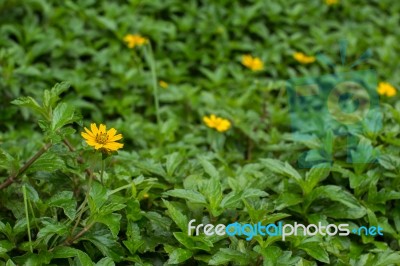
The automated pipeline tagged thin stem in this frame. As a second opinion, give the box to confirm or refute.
[70,198,88,237]
[0,143,52,190]
[28,197,38,230]
[65,222,95,246]
[23,185,33,252]
[109,183,134,196]
[145,44,161,125]
[100,158,105,184]
[70,172,93,237]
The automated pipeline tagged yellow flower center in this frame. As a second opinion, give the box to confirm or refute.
[96,133,108,144]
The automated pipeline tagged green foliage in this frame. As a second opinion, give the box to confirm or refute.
[1,0,400,265]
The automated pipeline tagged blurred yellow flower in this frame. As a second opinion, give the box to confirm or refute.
[293,52,316,64]
[377,82,396,97]
[241,55,263,71]
[325,0,339,5]
[123,34,148,48]
[81,123,123,152]
[203,114,231,132]
[159,80,168,89]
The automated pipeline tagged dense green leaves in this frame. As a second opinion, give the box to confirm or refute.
[1,0,400,265]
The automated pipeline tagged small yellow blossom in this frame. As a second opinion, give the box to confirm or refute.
[159,80,168,89]
[293,52,316,64]
[123,34,148,48]
[203,114,231,132]
[241,55,263,71]
[325,0,339,5]
[377,82,396,97]
[81,123,124,153]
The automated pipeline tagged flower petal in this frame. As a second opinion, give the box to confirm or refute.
[85,140,98,147]
[94,143,103,149]
[81,132,95,141]
[109,134,123,142]
[90,123,99,135]
[84,127,95,137]
[99,124,106,134]
[104,142,124,151]
[107,128,117,139]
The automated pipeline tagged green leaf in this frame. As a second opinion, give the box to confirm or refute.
[11,96,48,119]
[173,232,213,251]
[131,160,167,178]
[6,259,16,266]
[167,248,193,264]
[95,213,121,238]
[0,149,14,171]
[220,191,242,209]
[209,248,253,265]
[163,189,207,204]
[305,185,366,219]
[275,193,303,211]
[297,241,329,264]
[51,102,76,131]
[27,153,65,173]
[44,82,70,109]
[47,191,77,220]
[96,257,115,266]
[198,156,220,178]
[165,152,183,177]
[163,200,188,233]
[200,177,223,216]
[304,165,330,194]
[36,220,68,245]
[76,250,95,266]
[261,158,303,184]
[370,250,400,266]
[89,182,108,212]
[0,240,14,256]
[123,222,144,254]
[83,228,124,262]
[142,211,171,230]
[253,245,282,265]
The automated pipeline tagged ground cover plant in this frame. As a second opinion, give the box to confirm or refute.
[1,0,400,265]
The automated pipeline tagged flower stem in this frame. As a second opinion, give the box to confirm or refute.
[23,185,33,252]
[144,44,161,125]
[0,143,52,190]
[69,173,93,242]
[100,158,105,184]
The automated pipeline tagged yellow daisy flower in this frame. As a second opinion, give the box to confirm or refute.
[293,52,316,64]
[325,0,339,5]
[241,55,263,71]
[123,34,148,48]
[203,114,231,132]
[159,80,168,89]
[81,123,124,152]
[377,82,396,97]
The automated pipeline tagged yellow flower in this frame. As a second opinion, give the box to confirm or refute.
[293,52,316,64]
[123,34,148,48]
[241,55,263,71]
[203,114,231,132]
[325,0,339,5]
[377,82,396,97]
[159,80,168,89]
[81,123,124,153]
